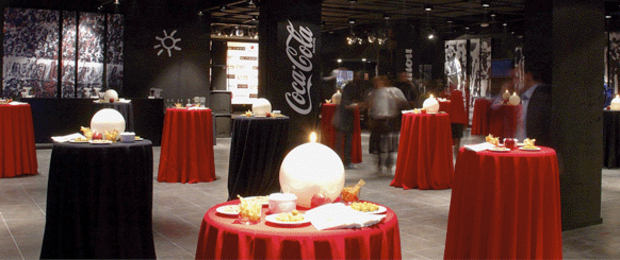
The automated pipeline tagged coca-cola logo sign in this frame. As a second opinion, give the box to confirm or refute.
[284,20,316,115]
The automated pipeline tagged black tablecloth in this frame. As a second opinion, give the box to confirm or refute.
[227,116,289,200]
[604,110,620,168]
[92,102,135,132]
[41,140,155,259]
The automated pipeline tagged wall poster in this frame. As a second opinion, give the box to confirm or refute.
[226,41,258,104]
[2,7,123,99]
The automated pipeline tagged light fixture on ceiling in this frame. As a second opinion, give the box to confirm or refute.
[383,14,391,20]
[377,32,388,45]
[248,27,258,39]
[428,33,435,40]
[367,32,377,43]
[424,4,433,12]
[349,18,356,24]
[235,26,244,37]
[607,15,612,19]
[114,0,120,5]
[481,0,490,8]
[337,58,342,63]
[219,4,226,12]
[348,0,357,3]
[362,58,367,62]
[248,0,255,6]
[198,11,203,16]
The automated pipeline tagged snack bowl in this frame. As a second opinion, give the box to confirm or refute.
[268,193,297,214]
[120,132,135,143]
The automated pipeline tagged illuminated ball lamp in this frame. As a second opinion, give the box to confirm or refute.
[252,98,272,117]
[611,94,620,110]
[103,89,119,103]
[508,92,521,105]
[331,90,342,105]
[279,133,345,208]
[422,94,440,113]
[90,108,125,140]
[502,89,511,101]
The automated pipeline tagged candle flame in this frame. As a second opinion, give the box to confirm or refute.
[430,94,434,99]
[513,92,517,95]
[505,89,509,93]
[310,132,317,143]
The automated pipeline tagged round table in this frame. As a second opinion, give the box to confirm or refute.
[320,103,362,163]
[489,104,521,139]
[158,108,216,183]
[470,98,492,136]
[92,102,134,132]
[0,104,37,178]
[41,140,156,259]
[227,116,289,200]
[390,113,454,190]
[195,200,401,259]
[444,146,562,259]
[438,100,451,113]
[603,110,620,168]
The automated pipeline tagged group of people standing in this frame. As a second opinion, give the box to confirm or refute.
[333,71,421,173]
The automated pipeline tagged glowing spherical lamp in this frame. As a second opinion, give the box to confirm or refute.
[422,94,440,113]
[509,92,521,105]
[331,90,342,105]
[252,98,272,117]
[103,89,118,103]
[90,108,125,139]
[611,94,620,110]
[279,133,345,208]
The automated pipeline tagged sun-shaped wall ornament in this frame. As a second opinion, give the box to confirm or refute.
[154,29,182,57]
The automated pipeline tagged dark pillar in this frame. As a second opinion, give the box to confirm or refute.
[258,0,322,150]
[526,0,604,230]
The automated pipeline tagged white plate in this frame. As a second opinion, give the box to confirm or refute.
[519,147,541,151]
[216,205,240,215]
[350,205,387,214]
[135,137,144,141]
[245,196,269,205]
[488,147,510,152]
[89,140,113,145]
[69,139,90,143]
[265,213,310,226]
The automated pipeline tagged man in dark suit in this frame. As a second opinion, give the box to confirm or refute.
[334,71,363,169]
[519,65,553,148]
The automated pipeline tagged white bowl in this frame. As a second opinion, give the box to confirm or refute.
[120,132,135,143]
[268,193,297,213]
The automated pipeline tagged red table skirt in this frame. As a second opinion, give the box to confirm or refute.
[158,108,216,183]
[444,147,562,259]
[320,103,362,163]
[391,113,454,190]
[0,104,38,178]
[489,104,521,139]
[470,98,492,136]
[195,200,401,260]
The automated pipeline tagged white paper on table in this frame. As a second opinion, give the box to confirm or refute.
[464,142,495,152]
[188,106,207,110]
[117,99,131,103]
[9,101,27,105]
[51,133,86,143]
[401,109,415,114]
[305,203,386,231]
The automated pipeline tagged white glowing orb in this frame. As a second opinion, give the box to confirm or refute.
[103,89,118,103]
[331,90,342,105]
[252,98,272,117]
[279,139,345,208]
[509,92,521,105]
[422,94,440,113]
[502,90,511,100]
[90,108,125,139]
[611,95,620,110]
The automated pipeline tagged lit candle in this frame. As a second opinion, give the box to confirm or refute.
[611,94,620,110]
[502,89,511,100]
[279,132,344,208]
[509,92,521,105]
[422,94,440,113]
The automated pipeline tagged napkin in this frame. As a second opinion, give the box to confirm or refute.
[401,109,415,114]
[51,133,86,142]
[464,142,495,152]
[188,106,207,110]
[9,101,27,105]
[305,203,386,231]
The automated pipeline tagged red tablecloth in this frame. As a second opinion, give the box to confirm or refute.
[390,113,454,190]
[470,98,492,136]
[444,147,562,259]
[0,104,37,178]
[158,108,216,183]
[489,104,521,139]
[447,90,468,125]
[320,103,362,163]
[195,200,401,260]
[438,100,450,113]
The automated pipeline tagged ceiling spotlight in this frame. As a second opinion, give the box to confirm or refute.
[252,15,257,21]
[348,0,357,3]
[607,15,612,19]
[219,4,226,11]
[383,14,391,20]
[198,11,203,16]
[447,20,453,24]
[428,34,434,39]
[362,58,367,62]
[367,33,377,43]
[235,26,244,37]
[349,18,356,24]
[337,59,342,63]
[424,4,433,12]
[481,1,490,8]
[465,26,470,30]
[481,23,489,28]
[248,27,258,38]
[248,0,255,6]
[490,12,496,18]
[114,0,120,5]
[503,22,508,27]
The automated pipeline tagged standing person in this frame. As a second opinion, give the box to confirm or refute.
[334,71,363,169]
[517,64,553,147]
[394,72,421,108]
[367,75,408,174]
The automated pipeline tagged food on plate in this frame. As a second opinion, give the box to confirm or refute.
[174,103,183,108]
[485,134,499,147]
[523,138,538,149]
[220,205,240,214]
[81,126,93,139]
[341,179,365,203]
[274,210,304,222]
[351,201,380,212]
[245,110,253,117]
[104,129,119,142]
[249,196,269,204]
[238,195,262,222]
[0,98,13,104]
[134,136,141,140]
[73,137,89,142]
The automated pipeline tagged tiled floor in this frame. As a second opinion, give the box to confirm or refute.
[1,130,619,259]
